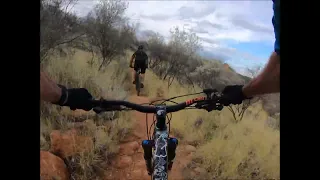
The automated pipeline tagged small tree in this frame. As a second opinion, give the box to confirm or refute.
[84,0,130,71]
[227,99,258,123]
[147,33,167,69]
[40,0,84,62]
[190,61,223,90]
[163,27,202,88]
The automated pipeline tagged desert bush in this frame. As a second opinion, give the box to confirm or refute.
[40,0,84,62]
[189,60,246,92]
[83,0,137,71]
[147,33,168,69]
[147,27,202,88]
[226,98,261,123]
[146,29,250,91]
[145,27,255,91]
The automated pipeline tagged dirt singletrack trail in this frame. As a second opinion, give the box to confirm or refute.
[103,94,195,180]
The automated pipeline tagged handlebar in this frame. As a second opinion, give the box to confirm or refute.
[91,89,225,113]
[91,99,195,113]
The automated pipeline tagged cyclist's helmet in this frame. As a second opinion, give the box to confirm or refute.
[138,45,143,50]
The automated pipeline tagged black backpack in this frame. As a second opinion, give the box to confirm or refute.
[134,50,147,63]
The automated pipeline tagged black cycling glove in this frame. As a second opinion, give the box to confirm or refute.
[221,85,249,106]
[55,84,93,111]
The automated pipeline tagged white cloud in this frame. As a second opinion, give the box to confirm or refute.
[74,1,274,44]
[73,0,275,75]
[73,0,97,17]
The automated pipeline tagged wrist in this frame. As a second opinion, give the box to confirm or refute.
[242,85,253,99]
[55,84,69,105]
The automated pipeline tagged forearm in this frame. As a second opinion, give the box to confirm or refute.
[242,51,280,97]
[40,71,61,103]
[129,56,134,65]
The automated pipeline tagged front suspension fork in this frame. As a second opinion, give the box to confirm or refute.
[142,138,178,175]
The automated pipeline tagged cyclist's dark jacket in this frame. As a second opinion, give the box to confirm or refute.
[133,50,148,64]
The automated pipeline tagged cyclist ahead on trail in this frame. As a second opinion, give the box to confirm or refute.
[129,45,149,88]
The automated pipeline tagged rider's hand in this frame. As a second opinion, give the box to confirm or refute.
[56,85,93,111]
[221,85,249,105]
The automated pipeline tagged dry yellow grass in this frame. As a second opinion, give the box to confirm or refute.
[40,49,134,179]
[143,69,280,179]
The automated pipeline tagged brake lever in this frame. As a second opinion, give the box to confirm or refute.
[195,100,220,112]
[200,104,223,112]
[196,89,224,111]
[203,104,215,112]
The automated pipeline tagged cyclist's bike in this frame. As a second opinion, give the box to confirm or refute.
[91,88,226,180]
[135,67,142,96]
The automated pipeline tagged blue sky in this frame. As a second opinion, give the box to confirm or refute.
[74,0,275,76]
[221,40,273,75]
